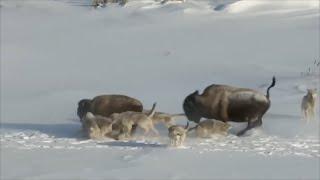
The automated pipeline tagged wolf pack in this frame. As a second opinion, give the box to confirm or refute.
[77,76,318,147]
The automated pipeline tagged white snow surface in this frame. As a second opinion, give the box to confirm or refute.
[1,0,320,179]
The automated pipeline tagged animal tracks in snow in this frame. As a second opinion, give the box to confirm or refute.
[0,130,318,158]
[191,135,319,158]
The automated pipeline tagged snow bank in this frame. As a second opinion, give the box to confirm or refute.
[227,0,319,14]
[1,0,319,179]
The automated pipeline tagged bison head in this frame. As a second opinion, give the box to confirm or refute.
[183,90,201,123]
[77,99,92,120]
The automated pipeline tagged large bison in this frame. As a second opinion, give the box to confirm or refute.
[183,77,276,136]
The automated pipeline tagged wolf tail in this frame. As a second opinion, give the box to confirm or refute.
[147,103,157,118]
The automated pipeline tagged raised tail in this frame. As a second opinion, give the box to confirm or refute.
[147,103,157,118]
[266,76,276,99]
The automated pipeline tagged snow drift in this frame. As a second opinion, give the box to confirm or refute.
[1,0,319,179]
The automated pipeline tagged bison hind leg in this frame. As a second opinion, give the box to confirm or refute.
[237,116,262,136]
[251,117,262,127]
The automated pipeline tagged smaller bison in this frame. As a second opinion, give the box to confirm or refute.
[77,94,143,119]
[77,94,143,136]
[183,77,276,136]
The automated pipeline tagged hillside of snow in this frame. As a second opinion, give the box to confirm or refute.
[1,0,319,179]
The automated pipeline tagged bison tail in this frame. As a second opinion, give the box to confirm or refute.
[266,76,276,99]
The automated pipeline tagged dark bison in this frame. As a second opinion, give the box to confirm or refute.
[77,94,143,119]
[77,95,143,136]
[183,77,276,136]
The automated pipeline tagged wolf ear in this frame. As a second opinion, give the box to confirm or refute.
[193,90,199,95]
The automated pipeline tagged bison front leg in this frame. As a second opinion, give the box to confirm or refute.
[220,97,229,123]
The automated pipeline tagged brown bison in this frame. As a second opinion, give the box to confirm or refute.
[183,77,276,136]
[77,95,143,136]
[77,94,143,119]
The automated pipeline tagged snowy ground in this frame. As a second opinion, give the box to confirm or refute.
[1,0,320,179]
